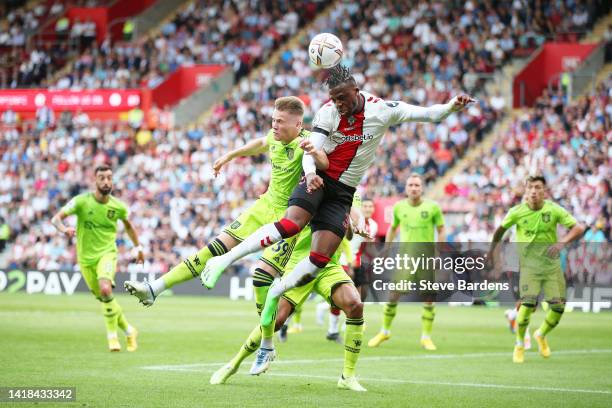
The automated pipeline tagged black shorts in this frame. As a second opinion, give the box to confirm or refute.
[288,170,355,239]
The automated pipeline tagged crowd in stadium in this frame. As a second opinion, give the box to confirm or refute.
[0,0,609,273]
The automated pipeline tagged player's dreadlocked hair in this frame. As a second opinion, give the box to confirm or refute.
[325,64,356,89]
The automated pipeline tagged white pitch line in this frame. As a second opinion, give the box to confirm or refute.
[140,360,612,395]
[141,348,612,371]
[264,372,612,395]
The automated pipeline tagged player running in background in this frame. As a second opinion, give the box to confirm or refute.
[489,175,585,363]
[351,197,378,301]
[202,65,474,331]
[368,174,444,350]
[211,194,369,392]
[51,165,143,352]
[124,97,327,314]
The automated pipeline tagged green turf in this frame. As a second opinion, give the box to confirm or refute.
[1,293,611,408]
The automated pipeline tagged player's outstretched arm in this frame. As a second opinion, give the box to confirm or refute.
[213,137,268,177]
[51,210,75,238]
[122,219,144,264]
[390,95,476,124]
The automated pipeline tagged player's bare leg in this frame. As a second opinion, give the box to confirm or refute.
[202,206,311,288]
[125,232,238,306]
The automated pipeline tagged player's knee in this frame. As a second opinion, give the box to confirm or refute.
[548,299,566,313]
[99,284,113,299]
[343,298,363,318]
[309,251,330,268]
[274,218,302,238]
[519,297,536,309]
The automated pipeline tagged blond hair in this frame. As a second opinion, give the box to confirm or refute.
[274,96,305,116]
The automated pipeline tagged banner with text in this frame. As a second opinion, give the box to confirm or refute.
[0,89,141,112]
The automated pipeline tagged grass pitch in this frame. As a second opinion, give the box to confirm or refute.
[1,293,611,407]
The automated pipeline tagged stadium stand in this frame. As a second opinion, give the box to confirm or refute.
[0,0,608,273]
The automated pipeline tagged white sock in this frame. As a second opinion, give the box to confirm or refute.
[382,329,390,336]
[149,278,166,297]
[269,257,322,298]
[421,334,430,340]
[261,337,274,349]
[328,312,339,334]
[124,325,135,336]
[107,332,118,340]
[507,308,517,320]
[226,223,283,263]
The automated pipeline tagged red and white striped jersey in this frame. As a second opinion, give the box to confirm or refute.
[312,91,454,187]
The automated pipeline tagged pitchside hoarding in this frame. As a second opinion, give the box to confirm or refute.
[1,242,610,312]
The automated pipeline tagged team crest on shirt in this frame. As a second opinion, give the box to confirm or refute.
[542,212,551,223]
[421,211,429,219]
[285,147,294,160]
[230,221,241,229]
[348,116,355,126]
[106,209,116,219]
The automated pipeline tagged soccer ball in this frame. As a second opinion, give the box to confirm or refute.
[308,33,343,69]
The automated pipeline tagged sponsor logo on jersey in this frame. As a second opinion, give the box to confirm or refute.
[331,131,374,144]
[386,101,400,108]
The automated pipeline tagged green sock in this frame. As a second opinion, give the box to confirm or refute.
[538,305,565,337]
[117,308,134,335]
[516,304,535,345]
[343,317,364,378]
[162,238,228,288]
[262,311,276,341]
[421,304,435,337]
[253,268,274,316]
[293,306,302,325]
[382,302,398,332]
[229,325,262,368]
[100,297,120,336]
